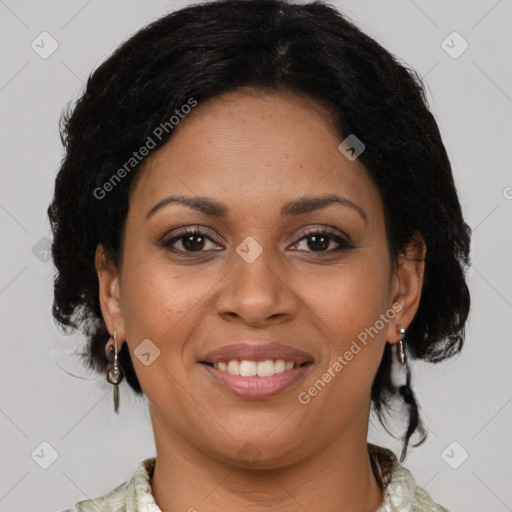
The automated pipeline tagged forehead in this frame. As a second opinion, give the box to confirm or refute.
[128,89,382,223]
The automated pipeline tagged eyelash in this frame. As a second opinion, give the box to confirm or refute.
[160,228,353,256]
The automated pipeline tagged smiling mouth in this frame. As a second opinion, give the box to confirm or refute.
[197,341,315,398]
[200,359,313,377]
[199,360,314,399]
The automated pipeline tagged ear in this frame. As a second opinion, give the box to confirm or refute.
[385,232,426,344]
[95,244,127,342]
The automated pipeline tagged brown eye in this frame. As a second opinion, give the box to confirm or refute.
[162,229,222,253]
[291,230,352,253]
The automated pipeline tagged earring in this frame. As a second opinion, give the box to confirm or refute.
[396,325,412,405]
[397,326,407,364]
[106,330,124,413]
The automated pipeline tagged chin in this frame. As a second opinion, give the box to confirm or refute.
[206,435,313,470]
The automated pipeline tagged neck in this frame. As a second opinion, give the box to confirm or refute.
[150,417,383,512]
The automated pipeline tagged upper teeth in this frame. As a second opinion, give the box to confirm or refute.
[213,359,296,377]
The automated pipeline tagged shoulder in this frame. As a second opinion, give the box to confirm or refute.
[59,457,158,512]
[59,480,128,512]
[368,443,450,512]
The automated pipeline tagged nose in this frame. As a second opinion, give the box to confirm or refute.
[214,244,299,327]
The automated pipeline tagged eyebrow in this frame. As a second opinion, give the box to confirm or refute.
[145,193,367,223]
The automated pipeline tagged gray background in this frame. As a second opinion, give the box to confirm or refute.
[1,1,511,511]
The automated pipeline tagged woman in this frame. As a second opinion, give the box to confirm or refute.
[49,0,471,510]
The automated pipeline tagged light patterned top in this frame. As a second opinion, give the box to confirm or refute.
[59,443,449,512]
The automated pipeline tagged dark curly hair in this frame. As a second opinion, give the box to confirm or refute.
[47,0,471,462]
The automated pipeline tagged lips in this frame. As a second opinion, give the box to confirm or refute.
[198,341,314,399]
[199,342,314,365]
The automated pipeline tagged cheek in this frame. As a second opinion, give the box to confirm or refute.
[312,251,390,332]
[117,250,207,355]
[117,256,211,406]
[309,251,391,382]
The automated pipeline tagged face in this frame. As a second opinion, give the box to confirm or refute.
[96,89,424,468]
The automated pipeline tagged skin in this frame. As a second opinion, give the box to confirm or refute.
[95,88,426,512]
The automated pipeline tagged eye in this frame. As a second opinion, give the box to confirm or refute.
[160,227,353,256]
[290,229,352,254]
[161,228,222,254]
